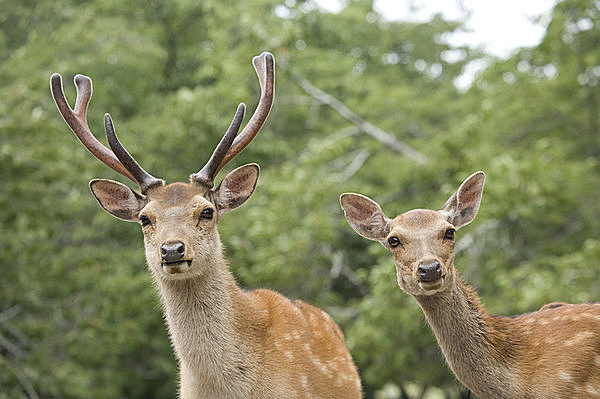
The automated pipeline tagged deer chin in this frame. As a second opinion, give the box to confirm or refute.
[418,276,446,295]
[162,260,193,275]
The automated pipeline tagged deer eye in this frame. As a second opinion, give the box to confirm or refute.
[444,228,455,240]
[200,208,214,220]
[387,236,401,248]
[139,215,152,226]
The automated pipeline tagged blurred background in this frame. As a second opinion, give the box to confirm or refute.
[2,0,600,397]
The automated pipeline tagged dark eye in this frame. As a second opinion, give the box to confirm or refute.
[387,236,401,248]
[444,228,455,240]
[140,215,152,226]
[200,208,214,220]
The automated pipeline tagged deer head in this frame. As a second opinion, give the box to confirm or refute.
[51,52,274,281]
[340,172,485,296]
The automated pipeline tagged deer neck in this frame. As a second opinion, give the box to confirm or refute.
[152,247,258,393]
[415,271,524,398]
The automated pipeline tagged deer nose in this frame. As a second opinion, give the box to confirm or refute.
[161,241,186,263]
[418,261,442,282]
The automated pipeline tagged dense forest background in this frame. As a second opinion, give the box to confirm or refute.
[2,0,600,397]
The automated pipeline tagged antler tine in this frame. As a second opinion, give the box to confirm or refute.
[104,114,164,194]
[214,52,275,174]
[50,73,137,183]
[192,103,246,187]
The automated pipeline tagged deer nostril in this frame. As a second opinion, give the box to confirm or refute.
[161,241,186,263]
[418,261,442,282]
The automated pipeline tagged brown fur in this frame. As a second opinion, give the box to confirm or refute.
[341,172,600,398]
[92,169,362,398]
[417,275,600,398]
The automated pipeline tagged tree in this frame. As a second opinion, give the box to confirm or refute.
[3,0,599,397]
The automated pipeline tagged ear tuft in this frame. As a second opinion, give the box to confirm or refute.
[215,163,259,215]
[440,171,485,230]
[340,193,390,241]
[89,179,146,222]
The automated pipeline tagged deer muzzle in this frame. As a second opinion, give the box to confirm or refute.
[418,261,442,282]
[161,240,191,274]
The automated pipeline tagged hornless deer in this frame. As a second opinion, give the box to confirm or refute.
[341,172,600,399]
[51,53,361,399]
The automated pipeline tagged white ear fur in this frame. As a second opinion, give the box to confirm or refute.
[340,193,390,242]
[89,179,146,222]
[215,163,259,216]
[440,171,485,230]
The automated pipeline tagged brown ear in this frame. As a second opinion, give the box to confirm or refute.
[340,193,390,242]
[214,163,259,215]
[440,171,485,230]
[89,179,146,222]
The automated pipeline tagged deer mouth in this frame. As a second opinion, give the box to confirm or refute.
[162,260,192,274]
[418,275,445,293]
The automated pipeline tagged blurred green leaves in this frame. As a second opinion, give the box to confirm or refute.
[2,0,600,398]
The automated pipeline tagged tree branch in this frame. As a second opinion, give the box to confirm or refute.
[294,76,427,164]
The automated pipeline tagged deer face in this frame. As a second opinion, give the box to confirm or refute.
[340,171,485,298]
[89,164,259,280]
[385,209,457,295]
[139,184,216,279]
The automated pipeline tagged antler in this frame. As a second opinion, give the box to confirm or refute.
[50,73,163,194]
[104,114,164,193]
[191,52,275,187]
[192,103,246,187]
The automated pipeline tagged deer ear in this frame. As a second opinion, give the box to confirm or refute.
[215,163,259,215]
[440,171,485,230]
[89,179,146,222]
[340,193,390,242]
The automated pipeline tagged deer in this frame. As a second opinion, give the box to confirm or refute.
[50,52,362,399]
[340,171,600,399]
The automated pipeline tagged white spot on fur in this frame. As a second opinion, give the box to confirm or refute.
[543,336,556,345]
[284,350,294,360]
[300,374,308,389]
[564,331,594,346]
[312,357,332,378]
[587,385,600,396]
[558,371,572,382]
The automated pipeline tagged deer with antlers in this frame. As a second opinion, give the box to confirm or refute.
[51,53,361,399]
[341,172,600,399]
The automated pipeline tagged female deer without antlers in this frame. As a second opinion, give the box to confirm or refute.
[51,53,361,399]
[341,172,600,399]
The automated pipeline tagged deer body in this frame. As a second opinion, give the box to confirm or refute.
[141,183,360,399]
[157,253,358,398]
[341,172,600,399]
[419,275,600,398]
[51,53,361,398]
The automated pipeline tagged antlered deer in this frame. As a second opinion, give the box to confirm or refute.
[51,53,361,399]
[341,172,600,399]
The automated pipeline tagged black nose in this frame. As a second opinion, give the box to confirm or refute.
[418,261,442,282]
[161,241,185,263]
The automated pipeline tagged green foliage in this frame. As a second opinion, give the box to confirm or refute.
[2,0,600,397]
